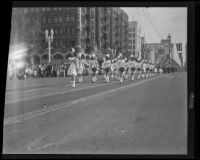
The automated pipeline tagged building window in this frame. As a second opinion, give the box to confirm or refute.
[59,28,62,34]
[35,8,39,12]
[55,28,58,34]
[54,16,58,23]
[36,18,39,25]
[24,8,28,13]
[91,32,94,39]
[42,8,46,12]
[54,7,57,11]
[71,15,75,22]
[71,28,74,34]
[47,17,50,23]
[59,7,62,10]
[65,7,69,10]
[42,17,46,24]
[31,8,34,12]
[90,10,94,17]
[66,15,69,22]
[59,16,62,22]
[66,27,70,34]
[46,8,50,11]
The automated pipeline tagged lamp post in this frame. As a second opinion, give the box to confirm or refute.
[45,29,54,63]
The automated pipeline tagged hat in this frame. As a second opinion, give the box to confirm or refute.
[106,54,110,57]
[71,47,75,53]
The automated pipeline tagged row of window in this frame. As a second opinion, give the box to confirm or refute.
[42,15,75,24]
[41,39,76,48]
[42,27,75,35]
[28,7,76,13]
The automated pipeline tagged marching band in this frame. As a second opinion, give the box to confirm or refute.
[66,49,160,88]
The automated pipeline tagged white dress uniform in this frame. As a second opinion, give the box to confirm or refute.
[77,59,85,75]
[67,57,77,76]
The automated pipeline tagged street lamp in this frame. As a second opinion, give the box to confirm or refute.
[45,28,54,63]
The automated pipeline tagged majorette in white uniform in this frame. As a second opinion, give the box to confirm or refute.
[136,59,142,79]
[77,53,89,82]
[90,54,99,82]
[124,58,130,79]
[142,60,147,79]
[117,54,126,83]
[110,60,115,79]
[130,55,136,80]
[67,50,78,87]
[102,54,111,82]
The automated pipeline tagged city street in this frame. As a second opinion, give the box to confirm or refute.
[3,72,187,154]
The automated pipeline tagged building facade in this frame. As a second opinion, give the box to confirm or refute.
[145,34,174,65]
[10,7,129,64]
[128,21,142,59]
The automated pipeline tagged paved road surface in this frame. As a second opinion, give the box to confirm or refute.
[3,72,187,154]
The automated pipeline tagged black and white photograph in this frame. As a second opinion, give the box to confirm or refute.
[3,5,188,155]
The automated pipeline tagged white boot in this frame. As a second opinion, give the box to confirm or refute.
[120,77,123,83]
[72,81,75,88]
[94,76,97,82]
[92,77,95,82]
[107,75,110,82]
[131,75,134,81]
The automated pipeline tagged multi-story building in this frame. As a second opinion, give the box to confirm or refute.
[128,21,142,59]
[10,7,129,64]
[145,34,174,65]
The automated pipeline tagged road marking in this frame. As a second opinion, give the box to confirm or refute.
[4,75,163,126]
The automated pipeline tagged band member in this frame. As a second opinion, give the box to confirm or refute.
[110,60,115,79]
[67,51,78,88]
[124,57,129,79]
[102,54,111,82]
[142,60,147,79]
[90,54,99,82]
[130,56,136,81]
[117,54,126,83]
[85,55,91,76]
[77,53,89,83]
[136,59,141,79]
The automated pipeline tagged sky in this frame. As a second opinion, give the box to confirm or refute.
[121,7,187,65]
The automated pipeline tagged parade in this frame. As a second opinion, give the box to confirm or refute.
[7,47,166,88]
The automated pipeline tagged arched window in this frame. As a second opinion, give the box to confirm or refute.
[54,54,63,59]
[33,55,40,64]
[71,15,74,22]
[59,16,62,22]
[42,54,48,60]
[42,17,46,24]
[66,15,69,22]
[54,16,58,23]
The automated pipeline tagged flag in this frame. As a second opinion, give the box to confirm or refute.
[176,43,182,52]
[178,52,183,67]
